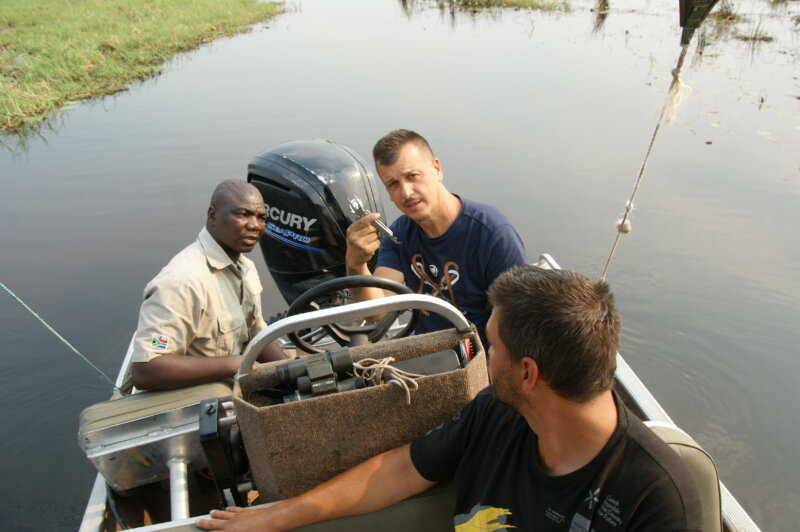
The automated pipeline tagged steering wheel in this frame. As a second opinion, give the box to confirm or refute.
[286,276,420,353]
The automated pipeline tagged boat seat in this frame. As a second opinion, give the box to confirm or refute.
[645,421,722,532]
[79,382,233,492]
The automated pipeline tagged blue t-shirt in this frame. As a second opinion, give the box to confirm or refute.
[376,196,526,347]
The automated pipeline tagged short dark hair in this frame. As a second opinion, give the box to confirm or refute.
[487,266,621,402]
[373,129,435,167]
[210,179,260,209]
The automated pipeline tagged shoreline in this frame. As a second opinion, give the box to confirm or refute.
[0,0,284,135]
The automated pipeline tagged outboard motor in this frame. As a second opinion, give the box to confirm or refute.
[248,139,387,305]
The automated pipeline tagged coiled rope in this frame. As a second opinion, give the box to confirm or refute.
[600,44,692,280]
[1,282,119,390]
[353,357,423,405]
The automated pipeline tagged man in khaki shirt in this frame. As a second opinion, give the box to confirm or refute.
[130,180,287,390]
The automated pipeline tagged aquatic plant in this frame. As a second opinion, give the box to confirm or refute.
[451,0,571,11]
[592,0,610,33]
[709,0,744,24]
[735,26,774,42]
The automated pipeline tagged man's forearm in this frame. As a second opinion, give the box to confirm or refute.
[277,444,433,523]
[131,355,240,390]
[258,340,290,363]
[197,444,435,531]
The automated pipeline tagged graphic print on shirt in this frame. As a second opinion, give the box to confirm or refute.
[567,491,623,531]
[409,253,460,308]
[454,504,515,531]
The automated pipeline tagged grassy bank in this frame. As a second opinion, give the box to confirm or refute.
[0,0,282,134]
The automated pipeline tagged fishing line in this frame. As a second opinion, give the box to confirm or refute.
[1,281,119,390]
[600,0,718,280]
[600,44,691,281]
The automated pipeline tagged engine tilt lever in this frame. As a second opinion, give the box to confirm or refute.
[349,197,402,245]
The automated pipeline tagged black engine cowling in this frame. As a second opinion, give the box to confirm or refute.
[247,139,388,305]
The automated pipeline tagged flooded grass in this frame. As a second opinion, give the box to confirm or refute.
[709,0,745,24]
[734,26,774,42]
[0,0,282,135]
[450,0,571,11]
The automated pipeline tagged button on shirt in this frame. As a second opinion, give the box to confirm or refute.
[131,227,267,363]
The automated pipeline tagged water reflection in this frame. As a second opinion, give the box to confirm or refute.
[0,113,64,157]
[592,0,610,33]
[396,0,569,26]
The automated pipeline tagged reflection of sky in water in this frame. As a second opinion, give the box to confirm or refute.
[1,0,798,529]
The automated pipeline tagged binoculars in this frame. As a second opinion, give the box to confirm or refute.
[275,348,365,403]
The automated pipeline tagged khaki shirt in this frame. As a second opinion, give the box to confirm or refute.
[131,227,267,363]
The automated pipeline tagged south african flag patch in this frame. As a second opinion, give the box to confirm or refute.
[151,335,170,350]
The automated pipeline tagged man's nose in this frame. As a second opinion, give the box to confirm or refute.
[247,215,264,230]
[399,181,413,199]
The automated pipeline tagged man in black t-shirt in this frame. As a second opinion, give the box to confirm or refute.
[197,267,703,532]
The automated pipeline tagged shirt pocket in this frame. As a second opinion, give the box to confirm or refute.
[215,315,246,357]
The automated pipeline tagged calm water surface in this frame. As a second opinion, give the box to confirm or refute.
[1,0,798,529]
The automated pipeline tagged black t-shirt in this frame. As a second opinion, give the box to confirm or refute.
[410,387,703,531]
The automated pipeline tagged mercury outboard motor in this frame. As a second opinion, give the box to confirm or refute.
[247,139,387,305]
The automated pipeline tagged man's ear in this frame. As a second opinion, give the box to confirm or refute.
[519,357,540,393]
[432,157,443,182]
[207,205,216,225]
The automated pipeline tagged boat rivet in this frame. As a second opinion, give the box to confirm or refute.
[206,404,216,415]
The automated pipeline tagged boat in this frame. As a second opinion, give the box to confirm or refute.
[77,132,760,531]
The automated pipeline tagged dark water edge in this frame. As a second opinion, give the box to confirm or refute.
[1,0,798,529]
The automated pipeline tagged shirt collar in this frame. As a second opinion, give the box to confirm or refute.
[198,226,238,271]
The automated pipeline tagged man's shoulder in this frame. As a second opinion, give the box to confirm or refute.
[618,408,703,525]
[146,240,209,292]
[459,197,515,230]
[416,386,518,447]
[624,410,692,472]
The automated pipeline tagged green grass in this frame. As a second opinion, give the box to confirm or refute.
[0,0,282,134]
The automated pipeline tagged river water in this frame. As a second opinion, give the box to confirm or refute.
[1,0,797,529]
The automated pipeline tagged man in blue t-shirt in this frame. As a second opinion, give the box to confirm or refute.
[344,129,526,346]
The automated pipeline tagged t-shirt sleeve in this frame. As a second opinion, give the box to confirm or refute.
[485,224,527,284]
[130,278,199,363]
[375,234,403,273]
[410,387,494,482]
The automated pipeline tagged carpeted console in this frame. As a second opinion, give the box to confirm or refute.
[233,328,489,501]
